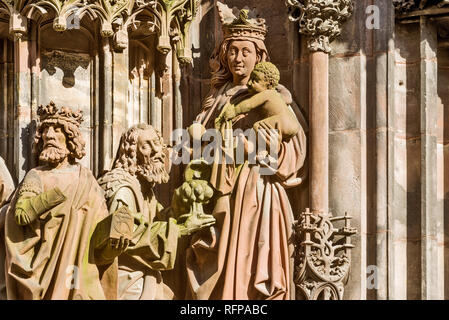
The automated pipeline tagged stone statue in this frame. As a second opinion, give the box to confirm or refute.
[0,101,124,300]
[0,157,14,207]
[215,61,301,140]
[185,2,307,300]
[97,124,214,300]
[0,156,15,299]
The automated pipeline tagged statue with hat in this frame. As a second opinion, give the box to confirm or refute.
[0,101,125,300]
[185,2,307,300]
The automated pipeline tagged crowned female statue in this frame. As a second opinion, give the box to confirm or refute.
[185,2,307,300]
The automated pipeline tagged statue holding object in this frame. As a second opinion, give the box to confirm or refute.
[185,2,307,300]
[215,61,301,142]
[97,124,215,300]
[0,102,125,300]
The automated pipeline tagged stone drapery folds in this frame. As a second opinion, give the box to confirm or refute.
[285,0,353,53]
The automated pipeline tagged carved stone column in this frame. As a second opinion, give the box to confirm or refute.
[286,0,356,300]
[309,50,328,214]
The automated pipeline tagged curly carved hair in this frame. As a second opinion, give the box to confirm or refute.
[112,123,165,175]
[33,118,86,164]
[252,61,280,89]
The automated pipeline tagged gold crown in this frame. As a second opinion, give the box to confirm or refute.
[37,101,84,127]
[217,2,267,41]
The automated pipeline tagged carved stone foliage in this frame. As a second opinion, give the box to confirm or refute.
[394,0,449,14]
[0,0,199,61]
[393,0,416,13]
[285,0,353,53]
[294,209,356,300]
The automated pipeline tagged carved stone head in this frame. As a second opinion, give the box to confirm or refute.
[210,2,269,88]
[33,101,86,167]
[113,124,170,186]
[247,62,280,93]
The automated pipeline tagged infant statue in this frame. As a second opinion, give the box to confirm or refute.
[215,61,300,141]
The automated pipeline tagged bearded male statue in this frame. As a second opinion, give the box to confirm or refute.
[0,101,126,300]
[98,123,214,300]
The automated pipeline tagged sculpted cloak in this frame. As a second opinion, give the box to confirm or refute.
[186,83,307,300]
[2,164,117,300]
[0,157,14,206]
[98,168,179,300]
[0,156,14,299]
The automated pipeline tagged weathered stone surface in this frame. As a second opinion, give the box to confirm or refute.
[1,102,119,300]
[97,123,214,300]
[40,50,92,170]
[419,16,444,300]
[225,0,295,91]
[328,9,367,298]
[0,0,448,301]
[329,130,365,299]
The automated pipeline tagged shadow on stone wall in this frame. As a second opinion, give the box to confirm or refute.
[40,50,90,88]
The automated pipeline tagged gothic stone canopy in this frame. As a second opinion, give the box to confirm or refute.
[0,0,199,62]
[394,0,449,14]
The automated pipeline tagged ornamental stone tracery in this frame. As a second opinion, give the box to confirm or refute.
[0,0,199,61]
[393,0,449,14]
[285,0,357,301]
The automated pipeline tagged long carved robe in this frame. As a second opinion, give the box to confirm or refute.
[0,156,14,299]
[1,164,116,300]
[98,168,179,300]
[0,157,14,207]
[186,82,307,300]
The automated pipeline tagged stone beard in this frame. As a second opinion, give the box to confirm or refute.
[1,102,118,300]
[39,145,69,165]
[136,158,169,185]
[97,123,188,300]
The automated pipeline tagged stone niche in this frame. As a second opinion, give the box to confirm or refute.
[39,25,95,170]
[127,18,159,130]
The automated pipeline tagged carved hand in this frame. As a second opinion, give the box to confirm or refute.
[178,212,216,237]
[222,103,237,121]
[215,103,237,129]
[132,211,149,239]
[15,187,66,226]
[109,237,130,253]
[97,237,130,263]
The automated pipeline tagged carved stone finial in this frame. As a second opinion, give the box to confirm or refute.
[286,0,353,54]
